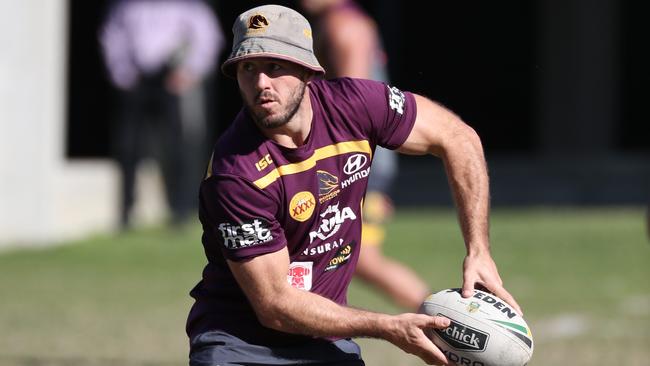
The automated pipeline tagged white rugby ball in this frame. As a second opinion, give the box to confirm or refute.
[419,288,533,366]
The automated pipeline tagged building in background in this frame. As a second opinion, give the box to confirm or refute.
[0,0,121,249]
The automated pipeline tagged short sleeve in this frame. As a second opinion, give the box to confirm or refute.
[346,79,418,149]
[200,175,287,261]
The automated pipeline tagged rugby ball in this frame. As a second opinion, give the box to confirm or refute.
[419,288,533,366]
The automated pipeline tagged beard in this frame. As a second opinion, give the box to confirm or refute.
[243,81,307,129]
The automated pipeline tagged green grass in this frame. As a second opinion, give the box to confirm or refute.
[0,208,648,366]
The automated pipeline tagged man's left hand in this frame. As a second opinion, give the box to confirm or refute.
[461,250,523,315]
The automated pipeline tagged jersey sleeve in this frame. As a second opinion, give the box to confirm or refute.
[200,174,287,261]
[347,78,418,149]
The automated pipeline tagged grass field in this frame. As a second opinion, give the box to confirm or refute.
[0,208,648,366]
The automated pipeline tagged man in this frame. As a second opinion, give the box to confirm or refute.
[99,0,224,228]
[300,0,430,310]
[186,4,522,366]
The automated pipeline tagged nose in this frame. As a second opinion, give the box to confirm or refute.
[254,71,272,91]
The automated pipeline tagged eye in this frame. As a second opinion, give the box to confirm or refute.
[242,62,255,72]
[264,63,283,74]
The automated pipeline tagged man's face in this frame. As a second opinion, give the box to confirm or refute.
[236,58,309,129]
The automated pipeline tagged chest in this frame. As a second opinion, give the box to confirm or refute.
[269,143,373,257]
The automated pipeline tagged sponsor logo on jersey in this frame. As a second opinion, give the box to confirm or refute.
[343,154,368,175]
[255,153,274,171]
[434,316,489,352]
[317,170,340,203]
[218,218,273,249]
[341,167,370,189]
[287,261,312,290]
[324,241,355,272]
[309,203,357,243]
[387,85,406,115]
[289,191,316,222]
[302,238,344,256]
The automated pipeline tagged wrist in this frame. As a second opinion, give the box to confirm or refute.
[373,313,399,341]
[465,239,490,256]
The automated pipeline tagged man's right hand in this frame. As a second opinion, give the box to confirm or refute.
[384,313,451,365]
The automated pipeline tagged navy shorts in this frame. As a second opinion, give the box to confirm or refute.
[189,330,365,366]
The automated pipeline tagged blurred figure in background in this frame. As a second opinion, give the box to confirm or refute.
[100,0,224,229]
[299,0,430,310]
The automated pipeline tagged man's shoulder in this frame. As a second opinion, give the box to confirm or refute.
[312,76,382,89]
[310,77,390,121]
[311,77,384,102]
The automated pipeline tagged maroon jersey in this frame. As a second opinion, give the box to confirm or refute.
[186,77,417,345]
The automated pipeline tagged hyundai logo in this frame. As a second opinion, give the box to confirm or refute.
[343,154,368,175]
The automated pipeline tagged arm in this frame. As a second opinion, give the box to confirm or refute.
[398,94,523,315]
[99,5,138,90]
[324,10,377,78]
[181,1,224,78]
[227,247,451,365]
[167,2,224,94]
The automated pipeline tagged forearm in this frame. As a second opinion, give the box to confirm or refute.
[226,232,451,363]
[228,251,394,340]
[261,285,392,339]
[401,95,519,313]
[441,124,490,254]
[398,95,491,254]
[260,285,453,365]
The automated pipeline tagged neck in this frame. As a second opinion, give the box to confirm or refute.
[264,88,313,149]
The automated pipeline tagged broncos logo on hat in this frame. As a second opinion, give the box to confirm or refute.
[248,14,269,30]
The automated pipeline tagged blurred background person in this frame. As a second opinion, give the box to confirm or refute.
[299,0,430,310]
[99,0,224,229]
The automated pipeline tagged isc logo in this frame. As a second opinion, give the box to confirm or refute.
[255,154,273,171]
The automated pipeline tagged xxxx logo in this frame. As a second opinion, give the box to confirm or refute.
[289,191,316,222]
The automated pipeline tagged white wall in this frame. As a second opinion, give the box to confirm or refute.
[0,0,124,248]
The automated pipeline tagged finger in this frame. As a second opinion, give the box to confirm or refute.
[461,275,476,298]
[425,315,451,329]
[491,285,524,316]
[473,281,490,293]
[420,341,450,365]
[414,332,449,365]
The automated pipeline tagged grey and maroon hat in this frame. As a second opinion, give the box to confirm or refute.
[221,4,325,78]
